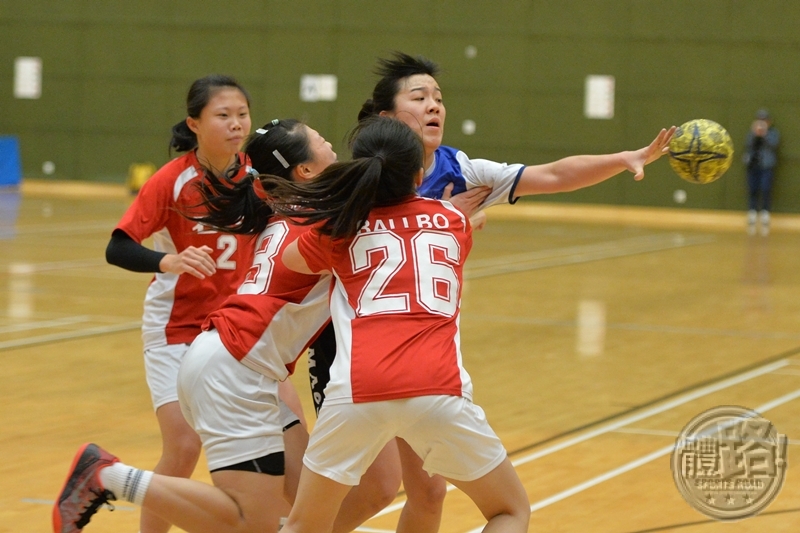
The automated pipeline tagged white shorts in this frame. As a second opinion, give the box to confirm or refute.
[177,329,295,471]
[304,395,507,486]
[144,342,189,410]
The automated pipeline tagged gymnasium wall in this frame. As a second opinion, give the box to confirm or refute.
[1,0,799,212]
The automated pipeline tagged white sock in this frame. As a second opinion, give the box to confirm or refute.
[98,462,154,506]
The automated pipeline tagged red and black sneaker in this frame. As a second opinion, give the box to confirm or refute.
[53,443,119,533]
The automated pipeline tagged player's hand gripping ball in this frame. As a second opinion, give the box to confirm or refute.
[668,119,734,184]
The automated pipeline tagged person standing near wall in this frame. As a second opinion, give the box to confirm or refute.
[743,108,780,236]
[104,74,257,533]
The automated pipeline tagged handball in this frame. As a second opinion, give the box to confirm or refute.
[668,119,734,184]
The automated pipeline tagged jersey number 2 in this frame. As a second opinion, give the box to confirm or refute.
[351,230,460,318]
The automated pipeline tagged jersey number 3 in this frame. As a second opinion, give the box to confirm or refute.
[239,221,289,294]
[351,230,460,318]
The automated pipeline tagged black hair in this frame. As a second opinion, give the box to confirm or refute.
[357,52,440,122]
[263,116,423,240]
[170,74,251,155]
[186,119,313,235]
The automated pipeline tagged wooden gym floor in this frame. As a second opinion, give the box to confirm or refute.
[1,181,799,532]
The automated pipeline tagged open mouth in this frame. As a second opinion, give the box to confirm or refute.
[426,119,440,128]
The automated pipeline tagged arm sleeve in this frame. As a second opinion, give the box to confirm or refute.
[456,151,526,208]
[296,230,335,274]
[105,229,167,273]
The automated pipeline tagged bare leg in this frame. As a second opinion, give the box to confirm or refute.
[279,379,308,427]
[446,458,530,533]
[282,467,352,533]
[141,401,202,533]
[331,439,402,533]
[140,469,284,533]
[283,421,310,504]
[395,438,447,533]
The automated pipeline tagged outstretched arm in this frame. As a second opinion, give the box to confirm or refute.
[513,126,676,197]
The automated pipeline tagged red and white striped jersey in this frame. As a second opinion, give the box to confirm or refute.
[297,196,473,405]
[204,219,331,382]
[114,151,254,348]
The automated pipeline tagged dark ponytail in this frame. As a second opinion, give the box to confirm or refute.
[170,121,197,153]
[357,98,377,123]
[186,119,313,235]
[264,117,422,240]
[169,74,251,156]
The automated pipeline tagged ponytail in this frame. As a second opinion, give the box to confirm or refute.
[357,99,377,122]
[264,157,385,239]
[170,120,197,154]
[264,117,422,240]
[181,118,314,235]
[186,164,274,236]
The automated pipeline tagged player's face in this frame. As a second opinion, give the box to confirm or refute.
[301,126,337,178]
[189,88,252,160]
[382,74,445,160]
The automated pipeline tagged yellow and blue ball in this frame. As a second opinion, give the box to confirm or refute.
[668,119,734,184]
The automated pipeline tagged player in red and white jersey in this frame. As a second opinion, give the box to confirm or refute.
[104,75,258,533]
[269,117,531,533]
[54,119,341,533]
[299,195,473,406]
[203,217,331,382]
[114,148,253,348]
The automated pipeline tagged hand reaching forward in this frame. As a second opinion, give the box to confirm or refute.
[627,126,677,181]
[159,245,217,279]
[442,183,492,217]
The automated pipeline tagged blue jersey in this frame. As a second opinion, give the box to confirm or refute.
[417,146,525,208]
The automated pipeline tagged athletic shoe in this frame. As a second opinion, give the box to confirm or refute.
[53,443,119,533]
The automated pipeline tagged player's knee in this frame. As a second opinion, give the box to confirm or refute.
[369,474,401,510]
[406,475,447,511]
[159,434,202,474]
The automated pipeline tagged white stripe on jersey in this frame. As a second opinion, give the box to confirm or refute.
[322,277,356,405]
[142,226,178,348]
[436,198,468,232]
[238,275,332,381]
[173,166,198,202]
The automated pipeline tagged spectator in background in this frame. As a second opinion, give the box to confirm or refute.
[743,109,780,236]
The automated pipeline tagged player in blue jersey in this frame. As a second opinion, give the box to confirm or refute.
[359,52,674,210]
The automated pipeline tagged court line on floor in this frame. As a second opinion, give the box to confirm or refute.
[370,358,790,521]
[6,258,106,273]
[465,386,800,533]
[464,313,800,341]
[509,359,789,469]
[621,506,800,533]
[12,220,119,236]
[464,233,714,279]
[0,315,90,334]
[0,321,142,350]
[614,426,800,445]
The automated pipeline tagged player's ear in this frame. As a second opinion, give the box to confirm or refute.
[185,117,199,135]
[293,164,314,182]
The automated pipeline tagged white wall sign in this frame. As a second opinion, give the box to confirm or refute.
[14,57,42,99]
[300,74,338,102]
[584,75,615,119]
